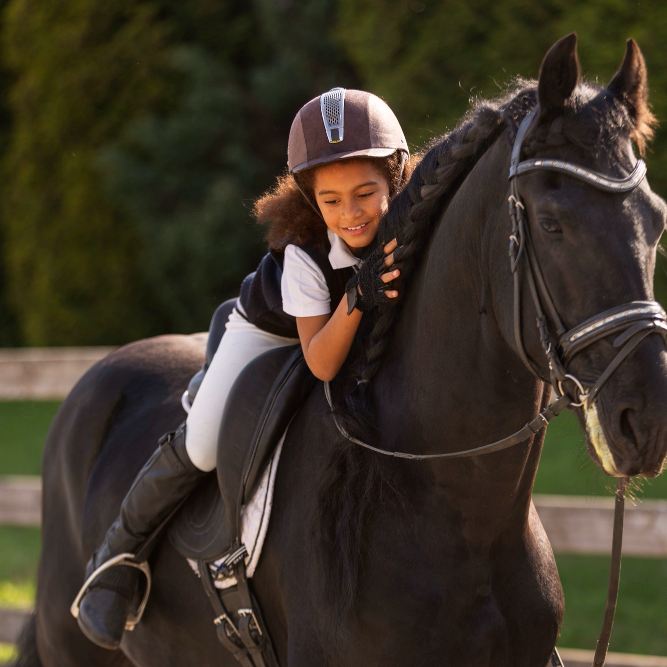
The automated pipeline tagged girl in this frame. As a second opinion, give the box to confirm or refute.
[74,87,411,650]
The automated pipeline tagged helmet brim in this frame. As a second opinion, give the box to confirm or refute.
[290,147,402,174]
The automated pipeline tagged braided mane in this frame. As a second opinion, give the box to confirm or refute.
[316,83,536,630]
[356,83,535,386]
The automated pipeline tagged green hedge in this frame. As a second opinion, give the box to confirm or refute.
[0,1,665,345]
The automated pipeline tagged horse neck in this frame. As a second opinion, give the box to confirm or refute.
[372,134,546,542]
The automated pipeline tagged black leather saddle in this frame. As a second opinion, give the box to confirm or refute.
[168,343,315,561]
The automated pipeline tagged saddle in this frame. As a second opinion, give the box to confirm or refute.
[168,343,313,560]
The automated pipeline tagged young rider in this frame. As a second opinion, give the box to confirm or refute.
[74,87,411,650]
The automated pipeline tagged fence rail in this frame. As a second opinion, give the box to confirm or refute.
[0,347,114,399]
[0,607,29,645]
[560,650,667,667]
[2,476,666,557]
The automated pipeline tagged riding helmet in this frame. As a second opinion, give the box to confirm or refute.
[287,87,409,174]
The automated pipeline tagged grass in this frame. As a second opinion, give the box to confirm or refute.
[0,401,60,475]
[537,411,667,499]
[0,401,665,656]
[0,527,39,607]
[556,555,667,656]
[0,643,17,662]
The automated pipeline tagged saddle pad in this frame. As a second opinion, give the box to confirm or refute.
[187,434,285,589]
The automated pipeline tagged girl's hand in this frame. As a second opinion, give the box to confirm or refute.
[379,238,401,299]
[345,237,404,313]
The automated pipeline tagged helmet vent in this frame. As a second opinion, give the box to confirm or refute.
[320,87,346,144]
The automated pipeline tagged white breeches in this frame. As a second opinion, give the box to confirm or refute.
[185,308,299,471]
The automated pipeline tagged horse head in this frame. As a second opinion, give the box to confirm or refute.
[510,34,667,478]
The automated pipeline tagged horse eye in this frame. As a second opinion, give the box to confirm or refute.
[538,217,562,234]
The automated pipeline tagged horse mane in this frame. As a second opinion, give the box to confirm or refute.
[315,77,657,631]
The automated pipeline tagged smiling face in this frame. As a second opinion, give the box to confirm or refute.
[312,159,390,250]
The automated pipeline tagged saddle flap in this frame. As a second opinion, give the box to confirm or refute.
[218,345,314,513]
[168,473,228,561]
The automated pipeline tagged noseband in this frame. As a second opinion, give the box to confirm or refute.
[508,106,667,408]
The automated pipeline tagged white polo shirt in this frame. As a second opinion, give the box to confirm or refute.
[281,229,361,317]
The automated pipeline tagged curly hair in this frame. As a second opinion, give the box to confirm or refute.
[253,151,416,251]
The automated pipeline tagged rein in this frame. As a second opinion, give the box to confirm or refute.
[325,104,667,665]
[324,382,570,460]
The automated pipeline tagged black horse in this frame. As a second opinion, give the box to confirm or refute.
[14,35,667,667]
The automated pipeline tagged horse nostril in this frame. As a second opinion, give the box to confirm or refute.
[619,408,639,446]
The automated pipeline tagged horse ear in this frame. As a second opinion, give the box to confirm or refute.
[607,39,648,122]
[537,33,580,113]
[607,39,655,155]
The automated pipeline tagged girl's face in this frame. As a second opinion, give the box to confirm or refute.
[312,159,390,250]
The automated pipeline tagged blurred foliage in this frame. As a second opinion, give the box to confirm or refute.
[0,0,356,343]
[0,0,665,344]
[2,1,173,344]
[96,0,358,333]
[0,0,16,345]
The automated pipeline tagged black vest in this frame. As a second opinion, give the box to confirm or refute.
[238,242,354,338]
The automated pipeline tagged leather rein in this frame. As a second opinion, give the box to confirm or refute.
[325,104,667,666]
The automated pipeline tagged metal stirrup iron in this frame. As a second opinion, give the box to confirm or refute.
[70,553,152,631]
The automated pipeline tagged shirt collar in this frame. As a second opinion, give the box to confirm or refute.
[327,229,362,269]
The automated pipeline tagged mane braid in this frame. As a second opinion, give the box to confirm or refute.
[356,92,527,388]
[314,85,537,631]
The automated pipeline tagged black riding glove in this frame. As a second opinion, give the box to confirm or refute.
[345,244,401,314]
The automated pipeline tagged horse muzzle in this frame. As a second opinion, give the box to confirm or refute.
[581,342,667,478]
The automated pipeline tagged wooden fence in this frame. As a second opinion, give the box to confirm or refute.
[0,347,114,399]
[1,475,666,666]
[1,476,666,555]
[1,348,666,665]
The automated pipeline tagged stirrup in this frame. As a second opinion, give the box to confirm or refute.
[70,552,152,631]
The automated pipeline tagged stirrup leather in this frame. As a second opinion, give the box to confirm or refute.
[70,552,152,631]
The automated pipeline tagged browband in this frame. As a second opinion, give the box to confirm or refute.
[508,106,647,193]
[512,158,646,192]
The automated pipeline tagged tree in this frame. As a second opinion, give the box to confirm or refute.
[2,1,174,344]
[1,0,359,344]
[98,0,359,335]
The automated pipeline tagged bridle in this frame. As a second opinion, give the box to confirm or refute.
[326,104,667,459]
[508,106,667,411]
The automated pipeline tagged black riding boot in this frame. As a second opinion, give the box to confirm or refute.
[74,424,206,650]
